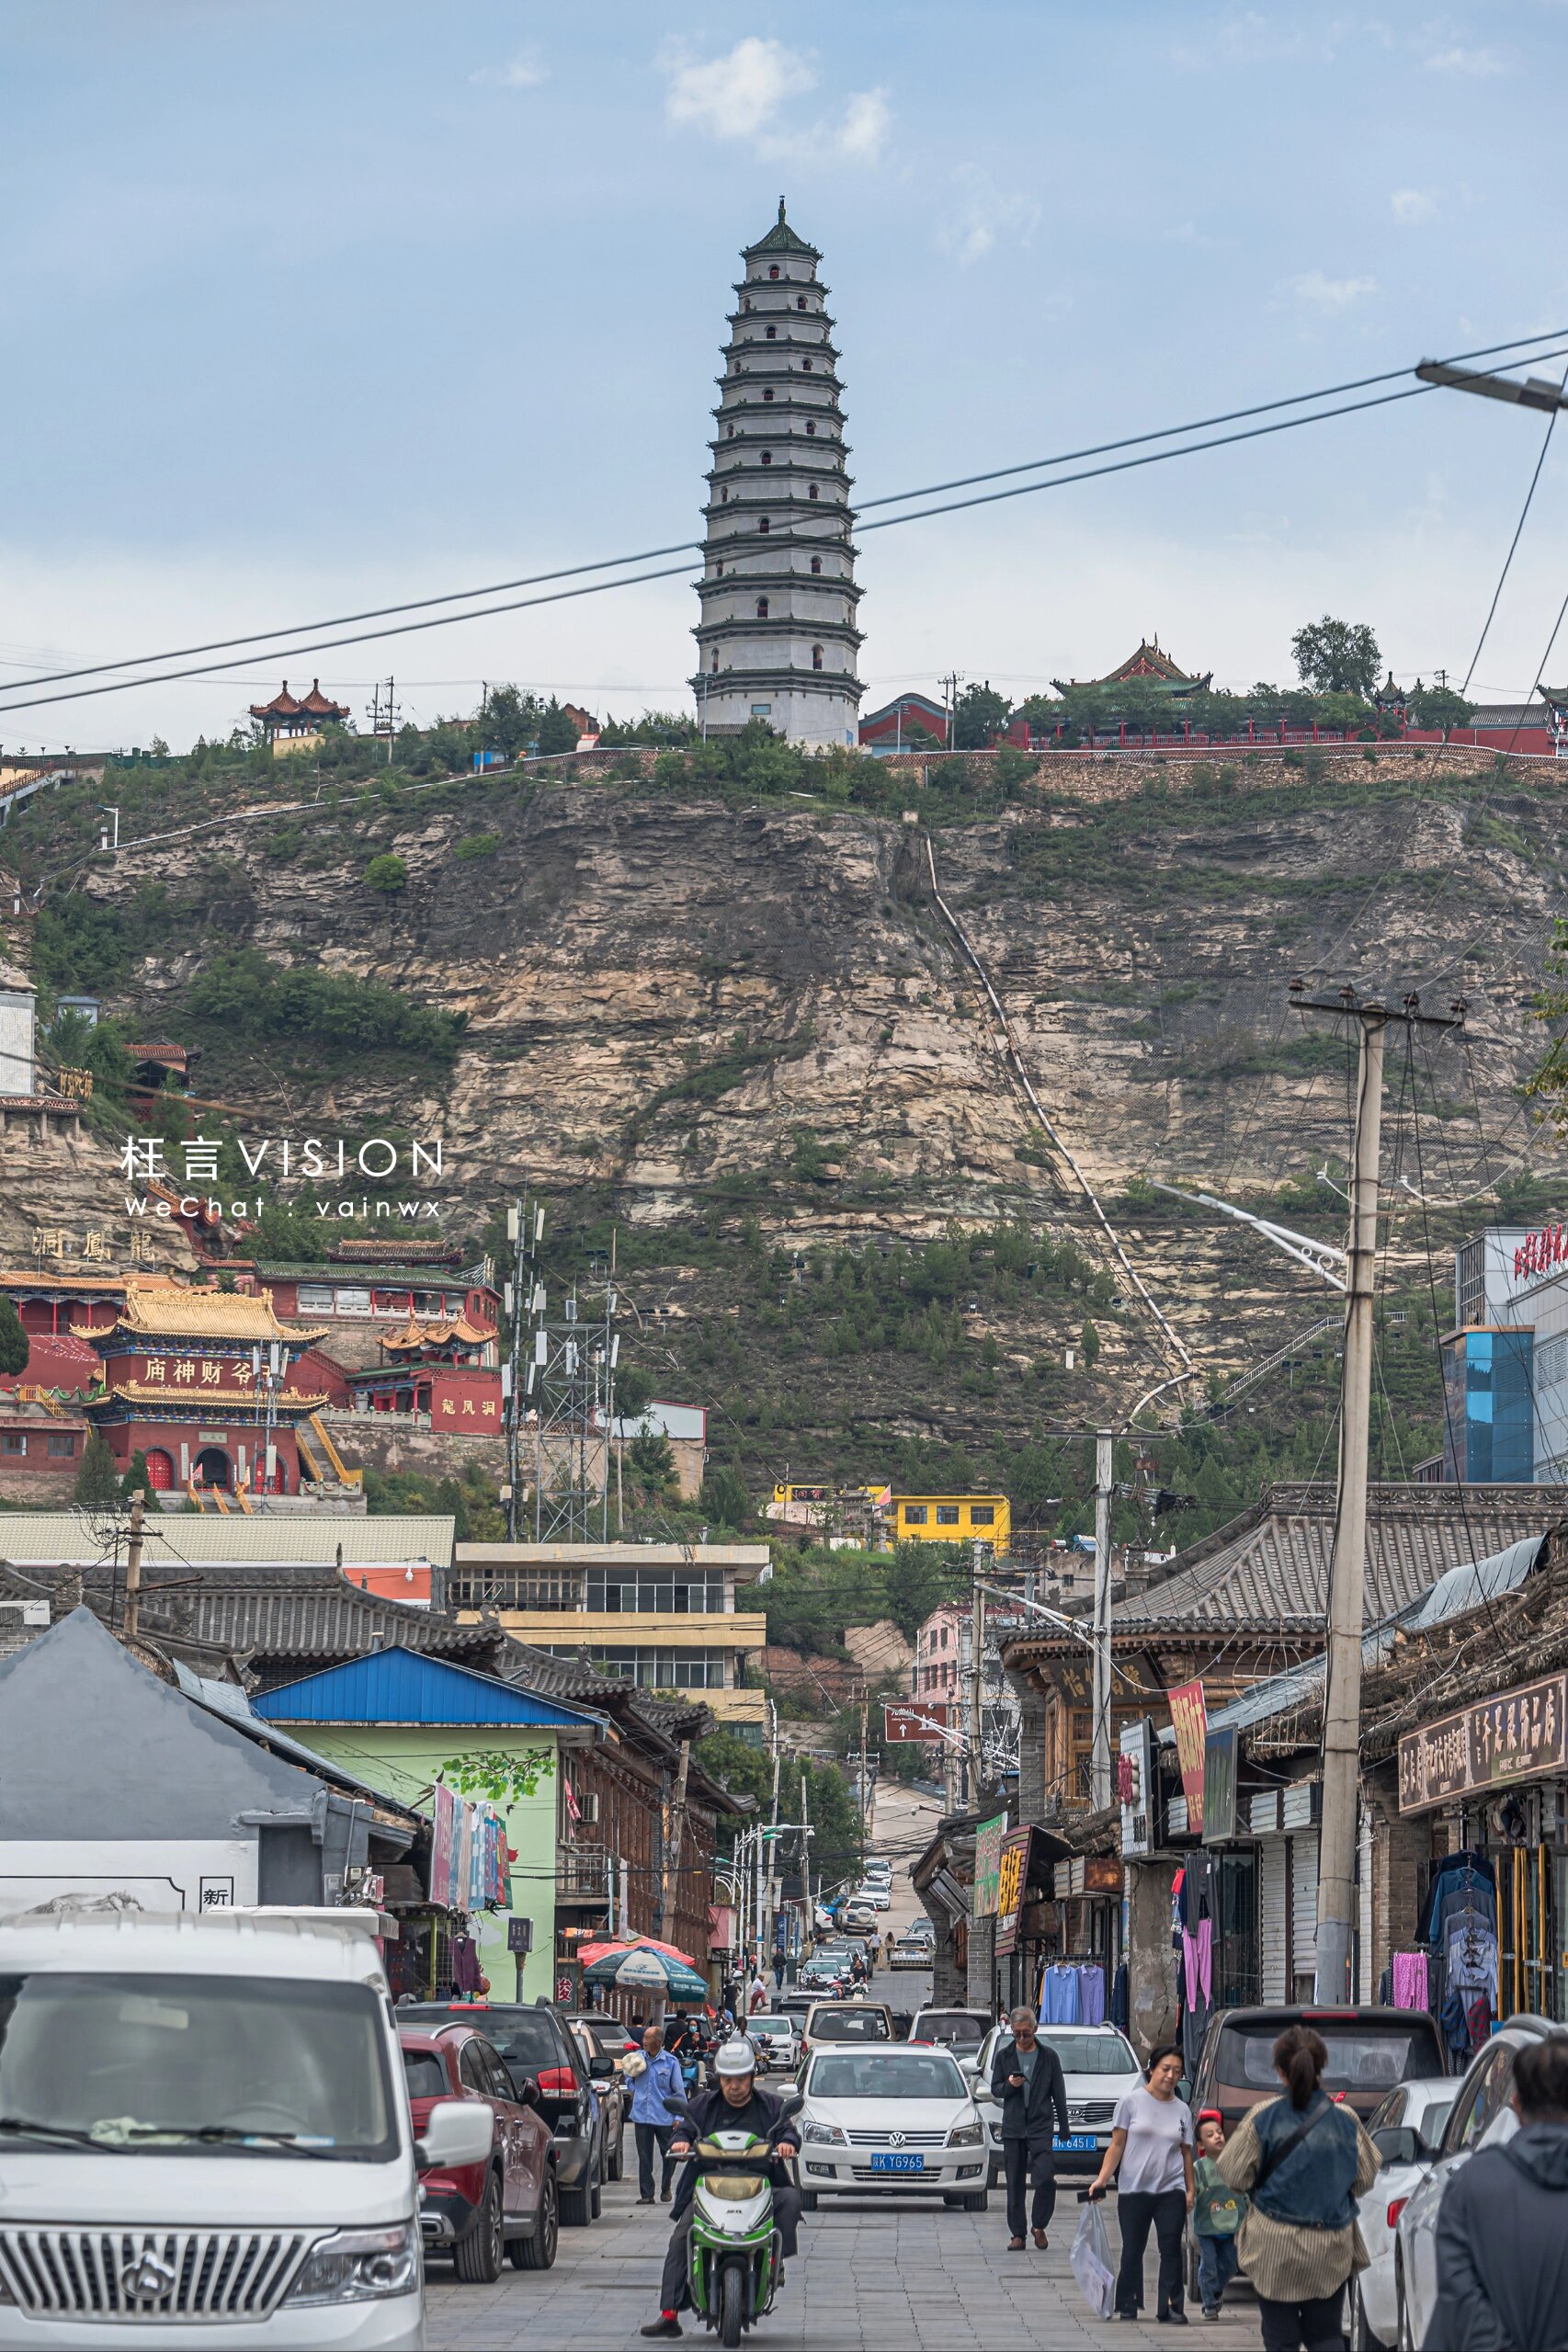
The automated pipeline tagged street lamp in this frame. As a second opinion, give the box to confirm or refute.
[1415,360,1568,414]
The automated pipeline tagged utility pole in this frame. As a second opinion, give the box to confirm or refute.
[941,670,965,756]
[858,1681,870,1831]
[1290,982,1464,1997]
[764,1714,781,1971]
[968,1544,985,1810]
[501,1198,541,1542]
[1091,1430,1115,1811]
[661,1738,691,1946]
[123,1488,145,1645]
[800,1767,813,1927]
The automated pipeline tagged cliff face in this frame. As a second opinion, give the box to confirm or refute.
[7,750,1564,1411]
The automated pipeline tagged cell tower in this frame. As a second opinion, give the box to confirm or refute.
[498,1197,619,1543]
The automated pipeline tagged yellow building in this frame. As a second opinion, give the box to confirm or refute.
[450,1541,768,1733]
[888,1494,1011,1551]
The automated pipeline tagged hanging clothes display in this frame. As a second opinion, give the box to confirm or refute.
[1110,1961,1130,2035]
[449,1932,483,1994]
[1042,1960,1082,2024]
[1076,1962,1106,2025]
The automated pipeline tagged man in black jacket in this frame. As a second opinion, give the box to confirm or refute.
[1425,2033,1568,2351]
[642,2039,801,2339]
[989,2005,1071,2251]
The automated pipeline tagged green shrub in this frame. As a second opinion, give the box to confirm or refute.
[187,949,464,1067]
[365,853,407,892]
[453,834,500,862]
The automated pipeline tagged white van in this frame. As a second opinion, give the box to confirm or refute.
[0,1909,492,2348]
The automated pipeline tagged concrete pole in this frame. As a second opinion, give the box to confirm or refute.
[969,1549,985,1809]
[1315,1011,1385,2002]
[123,1488,145,1646]
[1091,1433,1114,1811]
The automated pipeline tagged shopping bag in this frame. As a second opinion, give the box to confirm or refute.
[1071,2198,1116,2321]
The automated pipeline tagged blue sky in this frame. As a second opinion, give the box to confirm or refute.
[4,0,1567,748]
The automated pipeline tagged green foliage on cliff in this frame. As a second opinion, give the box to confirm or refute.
[187,949,464,1069]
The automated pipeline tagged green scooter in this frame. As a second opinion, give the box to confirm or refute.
[685,2091,801,2347]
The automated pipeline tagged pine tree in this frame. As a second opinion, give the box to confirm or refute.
[0,1296,28,1378]
[74,1432,121,1506]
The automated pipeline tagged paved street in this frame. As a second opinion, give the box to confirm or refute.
[426,2171,1256,2349]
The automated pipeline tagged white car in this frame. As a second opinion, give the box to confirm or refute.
[1396,2019,1562,2352]
[855,1886,892,1912]
[748,2013,802,2074]
[973,2020,1143,2185]
[1352,2078,1454,2352]
[797,2044,990,2210]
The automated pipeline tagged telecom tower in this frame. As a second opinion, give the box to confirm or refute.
[499,1198,619,1543]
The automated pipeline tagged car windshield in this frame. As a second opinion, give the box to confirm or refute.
[1040,2033,1140,2074]
[916,2013,989,2043]
[402,2005,564,2073]
[811,2010,892,2042]
[810,2051,966,2100]
[402,2050,449,2099]
[0,1972,397,2160]
[751,2017,793,2033]
[1222,2024,1440,2093]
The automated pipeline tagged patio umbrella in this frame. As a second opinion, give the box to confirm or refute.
[577,1933,699,1971]
[581,1943,710,2003]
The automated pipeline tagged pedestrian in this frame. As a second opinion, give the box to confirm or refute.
[1215,2024,1381,2352]
[641,2038,801,2339]
[1423,2032,1568,2349]
[748,1971,769,2015]
[1088,2042,1196,2323]
[629,2026,687,2206]
[989,2004,1070,2252]
[1192,2112,1244,2319]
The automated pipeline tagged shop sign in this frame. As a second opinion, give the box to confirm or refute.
[1084,1857,1123,1895]
[1119,1718,1156,1858]
[972,1811,1008,1919]
[1514,1226,1568,1282]
[1202,1727,1239,1846]
[1399,1670,1568,1812]
[994,1826,1033,1958]
[1168,1679,1209,1835]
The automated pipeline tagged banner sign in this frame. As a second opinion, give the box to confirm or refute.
[972,1812,1008,1919]
[1168,1680,1209,1836]
[1202,1727,1239,1846]
[1399,1670,1568,1812]
[1119,1719,1156,1858]
[994,1826,1033,1958]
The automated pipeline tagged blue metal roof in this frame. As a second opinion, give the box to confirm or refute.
[251,1645,598,1729]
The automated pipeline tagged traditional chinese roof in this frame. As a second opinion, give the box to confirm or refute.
[0,1270,128,1294]
[248,677,350,723]
[1054,638,1212,691]
[744,198,820,262]
[330,1239,465,1266]
[126,1041,200,1073]
[294,680,349,718]
[70,1277,325,1347]
[381,1312,493,1354]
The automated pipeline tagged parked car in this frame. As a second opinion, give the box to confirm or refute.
[797,2044,989,2210]
[400,2022,559,2280]
[801,1955,850,1997]
[891,1934,933,1970]
[802,1999,896,2056]
[1351,2078,1454,2352]
[908,2007,993,2073]
[855,1885,892,1912]
[1190,2005,1447,2135]
[0,1908,488,2352]
[1395,2017,1566,2352]
[399,2000,603,2226]
[564,2017,629,2181]
[971,2020,1143,2187]
[842,1901,880,1935]
[749,2012,804,2074]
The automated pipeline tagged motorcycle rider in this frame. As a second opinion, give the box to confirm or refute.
[640,2037,802,2340]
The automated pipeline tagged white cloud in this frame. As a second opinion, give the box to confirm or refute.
[1391,187,1438,225]
[937,171,1041,268]
[660,39,891,163]
[471,51,549,90]
[1290,268,1380,310]
[1423,43,1506,74]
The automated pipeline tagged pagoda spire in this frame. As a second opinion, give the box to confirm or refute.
[689,206,863,748]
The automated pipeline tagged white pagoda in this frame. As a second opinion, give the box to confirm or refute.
[690,201,864,748]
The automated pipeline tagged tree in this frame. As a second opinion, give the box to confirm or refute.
[535,699,579,757]
[700,1461,751,1529]
[1290,615,1381,699]
[0,1296,28,1379]
[119,1449,153,1501]
[1081,1317,1101,1367]
[364,853,407,893]
[883,1540,957,1641]
[616,1364,656,1418]
[629,1427,676,1489]
[951,681,1012,750]
[74,1432,121,1506]
[476,683,541,760]
[1408,684,1477,741]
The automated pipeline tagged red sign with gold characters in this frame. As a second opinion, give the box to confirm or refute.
[1399,1670,1568,1812]
[1167,1679,1209,1835]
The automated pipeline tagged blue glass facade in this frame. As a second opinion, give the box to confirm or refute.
[1442,1329,1535,1482]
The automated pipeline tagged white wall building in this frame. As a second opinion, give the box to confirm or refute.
[0,957,35,1096]
[1451,1222,1568,1480]
[691,202,863,748]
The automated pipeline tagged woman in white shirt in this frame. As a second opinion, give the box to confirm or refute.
[1088,2044,1197,2324]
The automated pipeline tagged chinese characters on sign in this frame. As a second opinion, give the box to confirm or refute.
[142,1356,248,1390]
[1515,1225,1568,1282]
[1168,1679,1209,1835]
[994,1826,1034,1958]
[33,1227,117,1264]
[1398,1671,1568,1812]
[971,1812,1008,1919]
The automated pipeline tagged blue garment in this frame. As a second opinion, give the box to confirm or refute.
[1197,2233,1238,2312]
[1041,1963,1081,2025]
[630,2048,686,2127]
[1249,2092,1361,2231]
[1077,1964,1106,2024]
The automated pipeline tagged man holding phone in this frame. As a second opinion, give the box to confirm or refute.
[989,2004,1070,2251]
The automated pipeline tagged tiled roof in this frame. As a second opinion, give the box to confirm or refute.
[744,200,820,261]
[1106,1482,1568,1637]
[381,1313,493,1351]
[0,1511,455,1568]
[74,1277,324,1346]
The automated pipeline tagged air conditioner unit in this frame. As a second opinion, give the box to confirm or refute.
[581,1793,601,1825]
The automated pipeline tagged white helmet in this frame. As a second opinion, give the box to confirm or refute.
[715,2036,758,2078]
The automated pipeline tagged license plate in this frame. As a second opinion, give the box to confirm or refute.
[1054,2134,1097,2152]
[871,2152,926,2173]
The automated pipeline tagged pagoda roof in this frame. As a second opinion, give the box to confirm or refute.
[744,199,820,262]
[248,677,350,722]
[1056,638,1211,690]
[72,1277,325,1347]
[382,1312,494,1353]
[126,1040,200,1072]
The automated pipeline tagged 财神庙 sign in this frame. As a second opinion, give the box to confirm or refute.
[1398,1670,1568,1812]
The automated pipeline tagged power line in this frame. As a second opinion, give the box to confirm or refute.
[5,330,1567,722]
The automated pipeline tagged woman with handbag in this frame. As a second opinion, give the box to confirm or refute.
[1215,2024,1381,2352]
[1087,2044,1196,2323]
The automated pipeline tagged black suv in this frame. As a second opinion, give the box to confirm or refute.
[401,2001,602,2225]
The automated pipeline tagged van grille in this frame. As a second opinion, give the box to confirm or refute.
[0,2228,312,2323]
[845,2128,947,2147]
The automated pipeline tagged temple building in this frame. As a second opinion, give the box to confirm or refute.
[345,1308,502,1433]
[691,200,863,748]
[1052,638,1212,696]
[73,1278,331,1501]
[248,679,352,756]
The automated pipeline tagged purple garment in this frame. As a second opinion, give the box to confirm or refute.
[1182,1920,1213,2007]
[1392,1951,1429,2011]
[449,1933,482,1994]
[1077,1964,1106,2024]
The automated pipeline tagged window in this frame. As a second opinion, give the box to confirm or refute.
[48,1433,75,1458]
[721,488,728,503]
[768,266,779,279]
[751,703,772,716]
[810,555,822,574]
[711,653,720,672]
[903,1506,927,1526]
[402,2050,448,2100]
[937,1506,960,1526]
[727,424,735,437]
[297,1283,334,1313]
[743,298,752,312]
[805,421,816,436]
[812,645,823,670]
[971,1504,994,1526]
[808,485,819,500]
[760,451,772,466]
[756,598,769,619]
[797,295,807,310]
[458,2041,490,2094]
[0,1432,23,1456]
[586,1569,727,1614]
[766,324,777,339]
[758,517,770,532]
[762,388,774,403]
[585,1647,728,1690]
[715,562,723,576]
[802,359,812,371]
